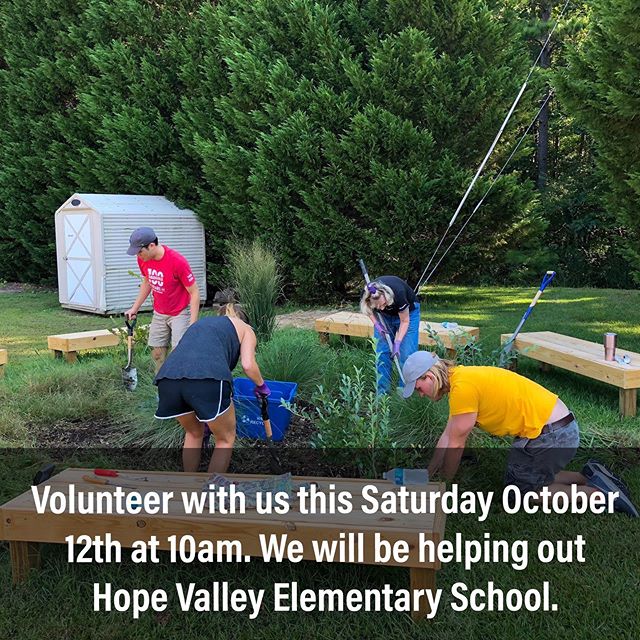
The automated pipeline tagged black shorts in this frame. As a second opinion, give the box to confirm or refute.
[155,378,233,422]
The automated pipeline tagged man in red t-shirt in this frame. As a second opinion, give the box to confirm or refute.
[125,227,200,371]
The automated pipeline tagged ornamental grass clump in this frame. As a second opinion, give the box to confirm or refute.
[228,240,281,343]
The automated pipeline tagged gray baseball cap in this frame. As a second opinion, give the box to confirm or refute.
[402,351,440,398]
[126,227,156,255]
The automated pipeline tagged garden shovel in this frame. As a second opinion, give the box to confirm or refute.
[260,395,284,475]
[122,317,138,391]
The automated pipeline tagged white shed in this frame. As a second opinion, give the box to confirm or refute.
[55,194,206,314]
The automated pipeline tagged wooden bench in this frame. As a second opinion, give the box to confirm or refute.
[500,331,640,417]
[1,467,447,622]
[316,311,479,355]
[0,348,7,376]
[48,329,122,363]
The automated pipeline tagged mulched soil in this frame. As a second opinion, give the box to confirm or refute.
[35,406,365,478]
[37,417,117,448]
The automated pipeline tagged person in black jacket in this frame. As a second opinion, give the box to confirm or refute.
[360,275,421,394]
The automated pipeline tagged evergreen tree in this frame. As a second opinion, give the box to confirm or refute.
[54,0,200,195]
[557,0,640,282]
[0,0,200,283]
[0,0,84,282]
[176,0,546,298]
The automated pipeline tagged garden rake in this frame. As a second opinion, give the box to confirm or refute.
[358,258,405,384]
[500,270,556,367]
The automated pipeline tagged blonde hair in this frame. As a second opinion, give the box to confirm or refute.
[219,303,249,324]
[422,359,456,399]
[360,281,395,315]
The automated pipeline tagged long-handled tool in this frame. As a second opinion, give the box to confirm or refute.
[260,395,284,475]
[358,258,405,384]
[122,316,138,391]
[500,270,556,367]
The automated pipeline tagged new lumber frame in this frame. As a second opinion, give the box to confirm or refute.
[1,468,447,622]
[500,331,640,417]
[47,329,122,363]
[315,311,479,357]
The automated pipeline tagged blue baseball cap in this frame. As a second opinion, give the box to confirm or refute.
[126,227,156,255]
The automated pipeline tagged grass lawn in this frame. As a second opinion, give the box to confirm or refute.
[0,286,639,639]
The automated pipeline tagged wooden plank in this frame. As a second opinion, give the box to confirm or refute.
[619,389,637,417]
[410,567,437,622]
[10,541,41,583]
[48,329,121,353]
[0,348,6,376]
[315,313,480,350]
[500,332,640,389]
[1,469,447,569]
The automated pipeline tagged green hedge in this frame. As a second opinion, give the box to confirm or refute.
[1,1,631,294]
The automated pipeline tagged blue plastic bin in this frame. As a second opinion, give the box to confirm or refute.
[233,378,298,441]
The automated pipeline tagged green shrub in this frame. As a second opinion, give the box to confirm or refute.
[228,240,281,343]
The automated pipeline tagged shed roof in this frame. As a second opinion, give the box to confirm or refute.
[57,194,195,216]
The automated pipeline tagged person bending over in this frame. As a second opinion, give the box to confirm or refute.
[401,351,637,516]
[154,304,270,473]
[360,275,420,395]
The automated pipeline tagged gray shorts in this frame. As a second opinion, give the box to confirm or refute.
[148,308,190,349]
[505,418,580,492]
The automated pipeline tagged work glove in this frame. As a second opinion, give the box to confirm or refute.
[391,340,401,358]
[373,320,388,336]
[254,382,272,399]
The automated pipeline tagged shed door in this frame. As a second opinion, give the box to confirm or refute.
[62,214,95,307]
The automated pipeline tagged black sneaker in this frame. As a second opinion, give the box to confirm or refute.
[582,459,631,498]
[587,471,639,518]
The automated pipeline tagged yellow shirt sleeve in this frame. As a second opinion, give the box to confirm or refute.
[449,381,480,416]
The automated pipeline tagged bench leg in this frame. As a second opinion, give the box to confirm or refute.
[63,351,78,364]
[319,332,329,345]
[410,567,437,622]
[619,389,637,418]
[10,541,41,583]
[0,365,4,378]
[540,362,552,372]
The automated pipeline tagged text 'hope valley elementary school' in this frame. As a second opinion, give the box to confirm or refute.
[93,580,560,620]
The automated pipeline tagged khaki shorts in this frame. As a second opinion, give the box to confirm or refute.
[148,308,190,349]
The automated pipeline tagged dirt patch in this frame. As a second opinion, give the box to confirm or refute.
[275,307,352,330]
[37,418,118,448]
[36,411,364,477]
[0,282,55,294]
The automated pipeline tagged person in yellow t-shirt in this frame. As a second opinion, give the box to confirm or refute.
[401,351,638,516]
